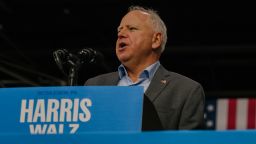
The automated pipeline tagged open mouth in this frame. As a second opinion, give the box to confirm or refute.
[119,42,127,49]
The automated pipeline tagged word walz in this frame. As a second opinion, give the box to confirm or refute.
[29,123,79,135]
[20,98,92,123]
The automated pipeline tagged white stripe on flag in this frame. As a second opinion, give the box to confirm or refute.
[236,98,248,129]
[216,99,228,130]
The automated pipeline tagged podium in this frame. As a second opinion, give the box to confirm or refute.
[0,86,144,134]
[0,86,255,143]
[0,130,255,144]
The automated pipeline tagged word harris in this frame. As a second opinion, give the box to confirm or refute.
[20,98,92,134]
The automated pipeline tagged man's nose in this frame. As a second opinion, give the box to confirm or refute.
[118,29,127,39]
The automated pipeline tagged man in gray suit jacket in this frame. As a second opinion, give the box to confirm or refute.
[85,6,205,130]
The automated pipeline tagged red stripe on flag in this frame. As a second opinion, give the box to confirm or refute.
[227,99,237,129]
[247,98,256,129]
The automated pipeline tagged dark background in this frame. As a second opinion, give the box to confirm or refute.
[1,0,256,96]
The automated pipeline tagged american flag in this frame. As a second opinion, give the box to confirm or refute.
[204,98,256,130]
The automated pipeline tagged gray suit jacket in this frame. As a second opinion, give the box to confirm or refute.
[85,65,205,130]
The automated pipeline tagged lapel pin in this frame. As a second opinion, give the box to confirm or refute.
[161,80,167,84]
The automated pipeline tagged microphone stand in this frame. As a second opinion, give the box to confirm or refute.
[67,60,79,86]
[66,54,82,86]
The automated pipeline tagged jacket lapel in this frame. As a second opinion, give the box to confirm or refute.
[107,72,120,85]
[145,65,171,102]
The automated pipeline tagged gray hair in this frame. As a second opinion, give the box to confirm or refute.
[128,6,167,53]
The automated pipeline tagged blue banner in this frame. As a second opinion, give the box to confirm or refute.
[0,86,144,135]
[0,130,255,144]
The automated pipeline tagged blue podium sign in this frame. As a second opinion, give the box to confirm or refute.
[0,130,255,144]
[0,86,144,135]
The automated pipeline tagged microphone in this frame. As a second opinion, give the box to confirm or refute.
[77,48,97,64]
[53,47,98,83]
[53,48,97,70]
[53,48,70,72]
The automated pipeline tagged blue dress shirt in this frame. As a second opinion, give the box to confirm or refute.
[117,61,160,92]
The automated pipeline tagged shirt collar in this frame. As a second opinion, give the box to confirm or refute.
[118,61,160,80]
[118,65,127,79]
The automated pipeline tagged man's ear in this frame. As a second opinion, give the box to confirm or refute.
[152,32,162,50]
